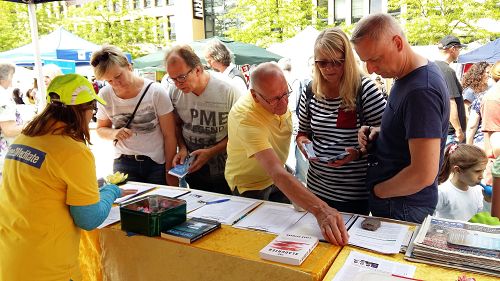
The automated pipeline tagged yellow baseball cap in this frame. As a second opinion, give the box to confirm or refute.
[47,74,106,105]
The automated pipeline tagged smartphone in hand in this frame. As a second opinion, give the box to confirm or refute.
[302,142,317,160]
[318,151,350,163]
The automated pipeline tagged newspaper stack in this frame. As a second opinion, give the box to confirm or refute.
[405,216,500,277]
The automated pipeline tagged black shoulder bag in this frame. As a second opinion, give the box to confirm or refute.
[113,82,154,146]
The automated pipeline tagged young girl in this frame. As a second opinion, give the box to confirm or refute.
[436,143,489,221]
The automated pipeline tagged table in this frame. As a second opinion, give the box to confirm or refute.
[322,246,499,281]
[79,224,342,281]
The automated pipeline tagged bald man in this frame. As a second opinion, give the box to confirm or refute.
[164,45,240,195]
[225,62,349,245]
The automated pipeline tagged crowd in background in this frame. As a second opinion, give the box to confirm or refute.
[0,11,499,281]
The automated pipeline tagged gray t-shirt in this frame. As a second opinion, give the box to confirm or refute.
[96,79,174,164]
[169,72,240,176]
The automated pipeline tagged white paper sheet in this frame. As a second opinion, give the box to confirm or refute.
[332,250,417,281]
[188,197,261,225]
[123,187,190,203]
[98,206,120,229]
[177,192,219,213]
[233,202,306,234]
[285,212,356,241]
[113,182,156,204]
[348,217,409,254]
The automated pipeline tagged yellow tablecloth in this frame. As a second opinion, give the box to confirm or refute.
[80,224,342,281]
[322,246,498,281]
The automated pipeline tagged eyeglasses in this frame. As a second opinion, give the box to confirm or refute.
[315,60,344,69]
[90,52,110,67]
[167,68,194,84]
[253,84,291,106]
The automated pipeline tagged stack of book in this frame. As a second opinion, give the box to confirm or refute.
[405,216,500,277]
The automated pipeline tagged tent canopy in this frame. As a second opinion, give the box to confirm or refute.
[267,26,320,78]
[134,37,282,70]
[458,39,500,64]
[0,27,101,66]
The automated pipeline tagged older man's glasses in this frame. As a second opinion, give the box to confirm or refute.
[315,60,344,69]
[167,68,194,84]
[90,52,110,67]
[254,84,291,106]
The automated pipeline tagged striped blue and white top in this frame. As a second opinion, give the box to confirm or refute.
[298,76,386,202]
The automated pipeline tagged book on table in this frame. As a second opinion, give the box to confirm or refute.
[259,233,319,266]
[160,217,221,244]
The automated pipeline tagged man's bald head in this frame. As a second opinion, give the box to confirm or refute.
[249,62,286,92]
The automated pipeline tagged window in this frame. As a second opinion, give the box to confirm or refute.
[155,0,164,7]
[133,0,140,9]
[317,0,328,24]
[370,0,382,13]
[168,15,176,41]
[334,0,346,21]
[351,0,364,23]
[144,0,151,8]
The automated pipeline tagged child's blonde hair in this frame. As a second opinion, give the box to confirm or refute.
[438,143,487,184]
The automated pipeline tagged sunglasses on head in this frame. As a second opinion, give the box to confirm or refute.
[91,52,110,67]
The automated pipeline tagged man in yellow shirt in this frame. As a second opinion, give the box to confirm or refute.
[225,62,349,245]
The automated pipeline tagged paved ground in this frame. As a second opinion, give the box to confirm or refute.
[89,127,114,179]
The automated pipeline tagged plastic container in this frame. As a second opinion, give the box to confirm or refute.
[120,195,186,236]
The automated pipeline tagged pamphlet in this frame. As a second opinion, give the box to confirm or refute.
[332,250,418,281]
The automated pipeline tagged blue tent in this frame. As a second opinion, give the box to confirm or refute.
[458,39,500,64]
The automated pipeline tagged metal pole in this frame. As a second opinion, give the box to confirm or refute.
[28,2,47,113]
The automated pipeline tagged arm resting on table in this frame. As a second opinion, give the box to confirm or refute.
[70,184,121,231]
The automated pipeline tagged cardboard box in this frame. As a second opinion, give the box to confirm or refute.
[120,195,186,236]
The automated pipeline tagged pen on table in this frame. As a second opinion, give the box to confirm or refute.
[391,274,423,281]
[205,198,231,205]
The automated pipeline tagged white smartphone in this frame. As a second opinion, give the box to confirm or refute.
[302,142,317,160]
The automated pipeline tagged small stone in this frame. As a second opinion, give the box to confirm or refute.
[361,218,381,231]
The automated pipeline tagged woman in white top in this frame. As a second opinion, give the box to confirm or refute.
[91,45,178,186]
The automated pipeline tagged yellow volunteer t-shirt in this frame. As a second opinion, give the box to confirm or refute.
[0,132,99,281]
[225,93,292,193]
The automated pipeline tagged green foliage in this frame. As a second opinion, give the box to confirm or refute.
[0,2,31,52]
[389,0,500,45]
[224,0,327,48]
[63,0,164,58]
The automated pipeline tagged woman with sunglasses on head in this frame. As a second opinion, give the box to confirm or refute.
[91,45,178,186]
[0,74,135,281]
[296,28,387,215]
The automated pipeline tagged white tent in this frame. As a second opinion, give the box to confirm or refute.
[267,26,320,79]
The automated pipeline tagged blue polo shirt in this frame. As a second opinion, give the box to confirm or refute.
[366,62,450,207]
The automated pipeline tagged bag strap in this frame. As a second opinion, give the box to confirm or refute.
[356,76,365,126]
[113,82,154,146]
[124,82,153,129]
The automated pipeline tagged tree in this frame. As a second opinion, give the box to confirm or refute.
[224,0,329,47]
[0,2,31,52]
[390,0,500,45]
[63,0,164,57]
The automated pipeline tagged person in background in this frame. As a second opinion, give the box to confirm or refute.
[0,62,24,181]
[463,62,490,147]
[0,74,135,281]
[296,27,387,215]
[492,157,500,218]
[42,64,63,88]
[165,45,239,194]
[352,13,449,223]
[435,143,489,221]
[435,35,467,144]
[204,39,248,94]
[481,61,500,160]
[91,45,178,186]
[12,88,24,104]
[225,62,349,245]
[462,62,490,113]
